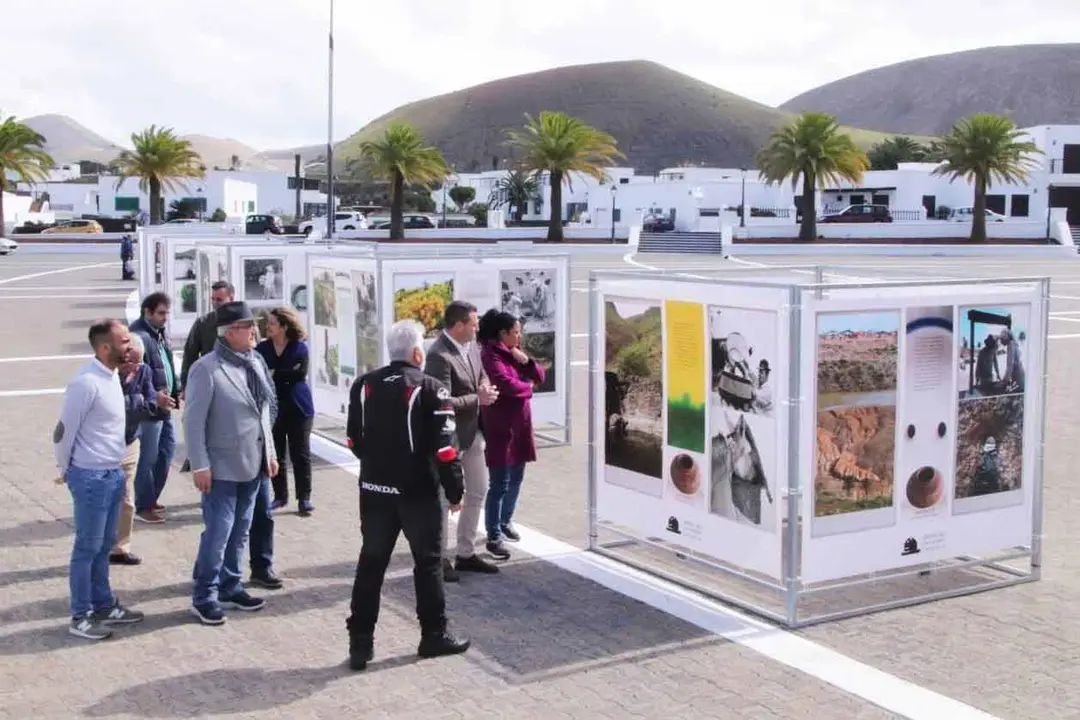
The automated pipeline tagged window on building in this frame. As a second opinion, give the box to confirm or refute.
[849,194,865,205]
[698,208,720,217]
[182,197,208,212]
[985,194,1007,215]
[1010,194,1030,217]
[871,193,889,206]
[114,196,140,212]
[246,201,256,213]
[613,209,622,222]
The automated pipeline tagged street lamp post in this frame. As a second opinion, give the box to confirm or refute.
[740,167,747,228]
[196,187,204,221]
[325,0,336,239]
[610,184,617,243]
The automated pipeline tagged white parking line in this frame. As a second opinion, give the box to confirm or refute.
[0,388,65,397]
[310,434,997,720]
[0,293,130,301]
[0,354,89,363]
[0,261,118,286]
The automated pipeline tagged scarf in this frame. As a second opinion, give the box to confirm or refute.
[217,340,272,410]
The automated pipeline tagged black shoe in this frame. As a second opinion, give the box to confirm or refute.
[248,571,283,590]
[180,459,191,473]
[442,559,459,583]
[270,498,287,511]
[349,634,374,671]
[109,551,142,566]
[219,591,265,612]
[455,554,499,574]
[298,499,314,517]
[501,523,521,542]
[190,602,226,626]
[485,541,511,560]
[418,631,470,659]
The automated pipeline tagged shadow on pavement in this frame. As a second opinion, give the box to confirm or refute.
[381,555,718,681]
[82,665,353,718]
[0,583,353,653]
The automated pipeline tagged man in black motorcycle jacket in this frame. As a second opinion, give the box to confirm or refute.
[344,319,470,671]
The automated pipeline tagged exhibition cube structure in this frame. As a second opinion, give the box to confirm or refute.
[306,248,572,445]
[588,268,1048,627]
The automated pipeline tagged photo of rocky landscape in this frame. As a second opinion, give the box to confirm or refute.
[815,312,900,519]
[604,298,663,483]
[816,311,899,404]
[815,406,897,516]
[955,395,1024,499]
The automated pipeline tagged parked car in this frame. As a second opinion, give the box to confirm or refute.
[642,214,675,232]
[370,214,436,230]
[947,207,1006,223]
[298,211,368,236]
[819,204,893,223]
[245,214,284,234]
[164,218,201,225]
[0,236,18,255]
[41,219,104,234]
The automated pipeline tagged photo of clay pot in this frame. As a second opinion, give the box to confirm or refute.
[669,453,700,495]
[906,465,944,509]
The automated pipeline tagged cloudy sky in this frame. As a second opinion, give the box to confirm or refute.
[6,0,1078,151]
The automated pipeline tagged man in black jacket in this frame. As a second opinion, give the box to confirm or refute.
[178,280,235,473]
[345,319,470,671]
[129,292,178,523]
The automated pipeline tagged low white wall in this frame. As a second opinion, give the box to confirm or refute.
[730,243,1075,258]
[337,226,630,241]
[737,220,1047,240]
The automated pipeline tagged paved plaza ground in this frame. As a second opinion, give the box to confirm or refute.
[3,245,1080,719]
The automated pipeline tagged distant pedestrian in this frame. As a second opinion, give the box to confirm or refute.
[184,301,280,626]
[120,235,135,281]
[54,318,145,640]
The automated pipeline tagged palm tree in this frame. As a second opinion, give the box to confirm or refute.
[932,113,1042,242]
[112,126,204,225]
[756,112,870,241]
[358,123,448,240]
[867,136,928,170]
[0,112,54,233]
[488,169,540,223]
[503,112,623,242]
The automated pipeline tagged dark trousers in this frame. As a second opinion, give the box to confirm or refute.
[347,492,446,638]
[248,475,275,575]
[271,410,313,502]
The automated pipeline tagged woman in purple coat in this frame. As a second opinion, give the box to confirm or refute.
[478,309,545,557]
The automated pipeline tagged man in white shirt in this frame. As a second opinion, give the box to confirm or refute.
[54,319,145,640]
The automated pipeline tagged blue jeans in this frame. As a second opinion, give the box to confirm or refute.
[66,467,125,618]
[191,476,260,607]
[485,464,526,542]
[248,475,275,575]
[134,414,176,513]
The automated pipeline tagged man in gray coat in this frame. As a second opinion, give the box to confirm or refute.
[183,301,279,625]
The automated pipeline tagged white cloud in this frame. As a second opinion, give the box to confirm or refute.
[3,0,1078,150]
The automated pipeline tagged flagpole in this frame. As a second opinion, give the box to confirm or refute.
[326,0,336,239]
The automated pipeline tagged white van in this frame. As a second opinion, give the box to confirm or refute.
[947,207,1006,223]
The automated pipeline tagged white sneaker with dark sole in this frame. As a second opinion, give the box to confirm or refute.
[69,615,113,640]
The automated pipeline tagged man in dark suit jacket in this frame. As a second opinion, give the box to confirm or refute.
[424,300,500,579]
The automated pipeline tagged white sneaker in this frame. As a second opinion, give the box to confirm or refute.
[69,615,113,640]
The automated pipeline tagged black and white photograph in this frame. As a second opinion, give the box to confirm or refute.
[174,248,196,281]
[501,268,557,334]
[707,306,778,531]
[709,307,776,417]
[243,257,285,302]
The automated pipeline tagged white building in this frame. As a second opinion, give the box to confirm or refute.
[13,169,331,222]
[434,123,1080,234]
